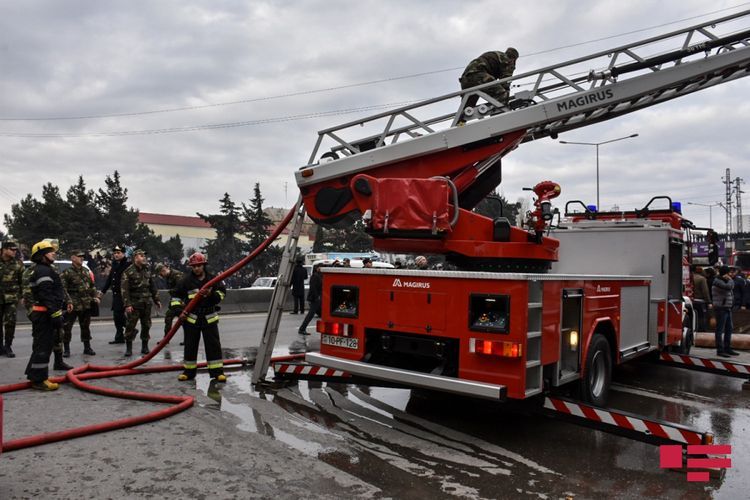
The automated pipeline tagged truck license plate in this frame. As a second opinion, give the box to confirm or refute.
[321,335,359,349]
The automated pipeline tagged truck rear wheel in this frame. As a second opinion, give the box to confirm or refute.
[580,334,612,407]
[675,310,694,355]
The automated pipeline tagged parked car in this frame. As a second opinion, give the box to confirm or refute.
[23,260,94,280]
[250,277,277,289]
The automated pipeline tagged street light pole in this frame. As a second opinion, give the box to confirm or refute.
[686,201,721,228]
[560,133,639,209]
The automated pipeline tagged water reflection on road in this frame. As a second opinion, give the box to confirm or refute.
[191,346,748,499]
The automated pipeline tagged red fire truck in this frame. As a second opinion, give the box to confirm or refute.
[251,12,750,408]
[305,194,692,406]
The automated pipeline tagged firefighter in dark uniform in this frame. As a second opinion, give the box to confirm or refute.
[100,245,130,344]
[23,246,73,371]
[61,249,99,357]
[459,47,519,116]
[25,240,70,390]
[0,240,24,358]
[121,249,161,356]
[156,263,184,340]
[175,252,227,382]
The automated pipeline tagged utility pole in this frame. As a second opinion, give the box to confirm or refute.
[734,176,745,233]
[722,169,733,235]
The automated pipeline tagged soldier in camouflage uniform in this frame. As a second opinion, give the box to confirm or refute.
[459,47,519,119]
[0,241,24,357]
[61,250,99,357]
[121,249,161,356]
[156,263,184,339]
[22,258,73,370]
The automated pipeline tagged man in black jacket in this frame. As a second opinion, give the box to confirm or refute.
[25,240,68,391]
[99,245,130,344]
[298,264,323,335]
[290,258,308,314]
[174,252,227,382]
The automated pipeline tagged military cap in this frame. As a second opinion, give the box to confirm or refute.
[506,47,519,59]
[70,249,86,257]
[132,249,146,256]
[154,263,166,274]
[112,245,125,252]
[1,241,19,250]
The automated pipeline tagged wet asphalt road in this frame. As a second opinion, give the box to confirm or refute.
[0,313,748,499]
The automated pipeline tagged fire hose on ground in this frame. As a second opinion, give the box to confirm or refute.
[0,208,297,453]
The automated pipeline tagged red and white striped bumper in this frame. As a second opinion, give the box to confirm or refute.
[273,361,350,380]
[659,352,750,378]
[543,397,711,446]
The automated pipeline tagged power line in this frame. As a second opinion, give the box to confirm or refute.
[1,3,748,122]
[0,100,422,138]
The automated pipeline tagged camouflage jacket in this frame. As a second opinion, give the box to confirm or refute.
[462,51,516,82]
[23,263,71,308]
[61,264,97,311]
[0,257,24,304]
[121,264,158,308]
[165,270,185,296]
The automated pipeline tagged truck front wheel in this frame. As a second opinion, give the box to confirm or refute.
[580,334,612,407]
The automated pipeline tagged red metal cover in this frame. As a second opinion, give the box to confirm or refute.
[370,178,451,233]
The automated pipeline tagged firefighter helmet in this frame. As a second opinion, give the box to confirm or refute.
[31,239,58,262]
[188,252,207,266]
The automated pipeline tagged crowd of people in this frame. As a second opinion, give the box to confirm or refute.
[0,239,228,391]
[692,264,748,358]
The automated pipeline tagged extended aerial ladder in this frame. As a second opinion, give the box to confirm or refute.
[252,9,750,383]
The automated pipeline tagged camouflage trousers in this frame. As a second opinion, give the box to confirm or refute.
[1,302,18,345]
[124,304,152,342]
[63,308,92,343]
[164,306,183,336]
[459,72,510,110]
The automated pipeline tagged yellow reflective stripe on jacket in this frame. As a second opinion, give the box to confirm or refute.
[216,290,225,301]
[50,309,63,318]
[183,361,198,369]
[169,298,184,307]
[187,288,199,300]
[207,360,224,369]
[185,313,198,324]
[205,312,219,324]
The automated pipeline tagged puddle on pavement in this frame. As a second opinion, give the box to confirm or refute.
[183,354,750,498]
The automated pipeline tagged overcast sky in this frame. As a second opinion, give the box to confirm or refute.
[1,0,748,234]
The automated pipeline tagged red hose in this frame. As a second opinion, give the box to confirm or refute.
[1,208,300,453]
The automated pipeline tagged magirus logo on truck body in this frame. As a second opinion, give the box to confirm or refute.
[392,278,431,289]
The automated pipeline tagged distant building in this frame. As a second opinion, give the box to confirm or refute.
[139,209,317,257]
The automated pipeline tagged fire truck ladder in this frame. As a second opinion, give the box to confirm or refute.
[296,9,750,191]
[252,198,306,384]
[255,10,750,382]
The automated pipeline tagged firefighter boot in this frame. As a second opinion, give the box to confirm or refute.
[63,342,71,358]
[141,340,150,355]
[83,341,96,356]
[0,344,5,356]
[124,341,133,357]
[177,370,196,381]
[31,379,59,391]
[5,343,15,358]
[53,351,73,370]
